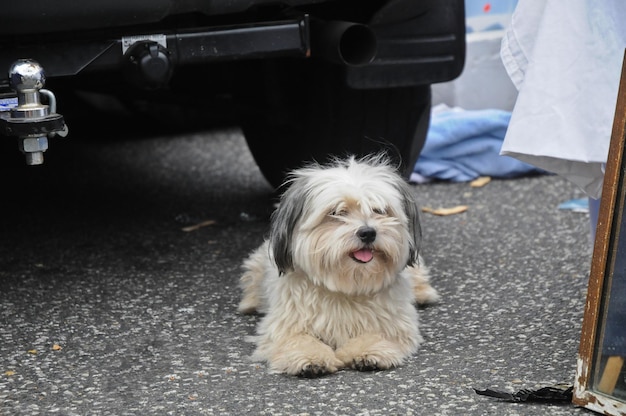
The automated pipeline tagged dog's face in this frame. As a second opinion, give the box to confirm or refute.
[269,155,421,296]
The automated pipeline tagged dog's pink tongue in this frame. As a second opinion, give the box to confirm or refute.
[353,248,374,263]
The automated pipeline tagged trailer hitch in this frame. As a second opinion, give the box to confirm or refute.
[0,59,68,165]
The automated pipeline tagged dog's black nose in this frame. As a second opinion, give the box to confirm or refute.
[356,226,376,243]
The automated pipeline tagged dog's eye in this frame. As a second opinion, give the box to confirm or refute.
[330,209,348,217]
[373,208,386,215]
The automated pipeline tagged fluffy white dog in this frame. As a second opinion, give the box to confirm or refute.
[238,154,439,377]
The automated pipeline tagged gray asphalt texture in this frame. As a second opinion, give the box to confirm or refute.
[0,127,596,415]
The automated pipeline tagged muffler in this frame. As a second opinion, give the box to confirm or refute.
[310,20,378,66]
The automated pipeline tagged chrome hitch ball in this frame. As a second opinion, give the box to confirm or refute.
[0,59,67,165]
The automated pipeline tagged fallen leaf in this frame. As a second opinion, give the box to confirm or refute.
[4,370,15,376]
[422,205,468,216]
[52,344,62,351]
[182,219,216,232]
[470,176,491,188]
[27,349,37,355]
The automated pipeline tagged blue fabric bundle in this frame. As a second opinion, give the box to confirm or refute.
[411,106,545,183]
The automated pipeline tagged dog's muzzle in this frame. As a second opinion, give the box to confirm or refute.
[351,226,376,263]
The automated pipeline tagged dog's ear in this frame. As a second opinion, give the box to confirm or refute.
[397,181,422,267]
[269,179,307,274]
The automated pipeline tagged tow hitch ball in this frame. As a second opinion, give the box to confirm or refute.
[0,59,68,165]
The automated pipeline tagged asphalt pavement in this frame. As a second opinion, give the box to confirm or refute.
[0,125,597,415]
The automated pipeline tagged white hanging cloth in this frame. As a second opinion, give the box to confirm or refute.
[500,0,626,198]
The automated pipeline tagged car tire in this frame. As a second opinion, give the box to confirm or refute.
[238,58,431,189]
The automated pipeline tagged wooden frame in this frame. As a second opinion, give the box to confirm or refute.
[573,51,626,414]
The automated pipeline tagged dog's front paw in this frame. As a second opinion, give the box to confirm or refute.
[336,334,410,371]
[263,334,344,377]
[281,355,343,378]
[298,362,337,378]
[341,352,399,371]
[351,356,381,372]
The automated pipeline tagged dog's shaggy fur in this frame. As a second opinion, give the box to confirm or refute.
[238,154,438,377]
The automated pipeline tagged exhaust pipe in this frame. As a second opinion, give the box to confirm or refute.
[310,20,378,67]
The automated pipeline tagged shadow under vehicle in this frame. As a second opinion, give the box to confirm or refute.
[0,0,465,187]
